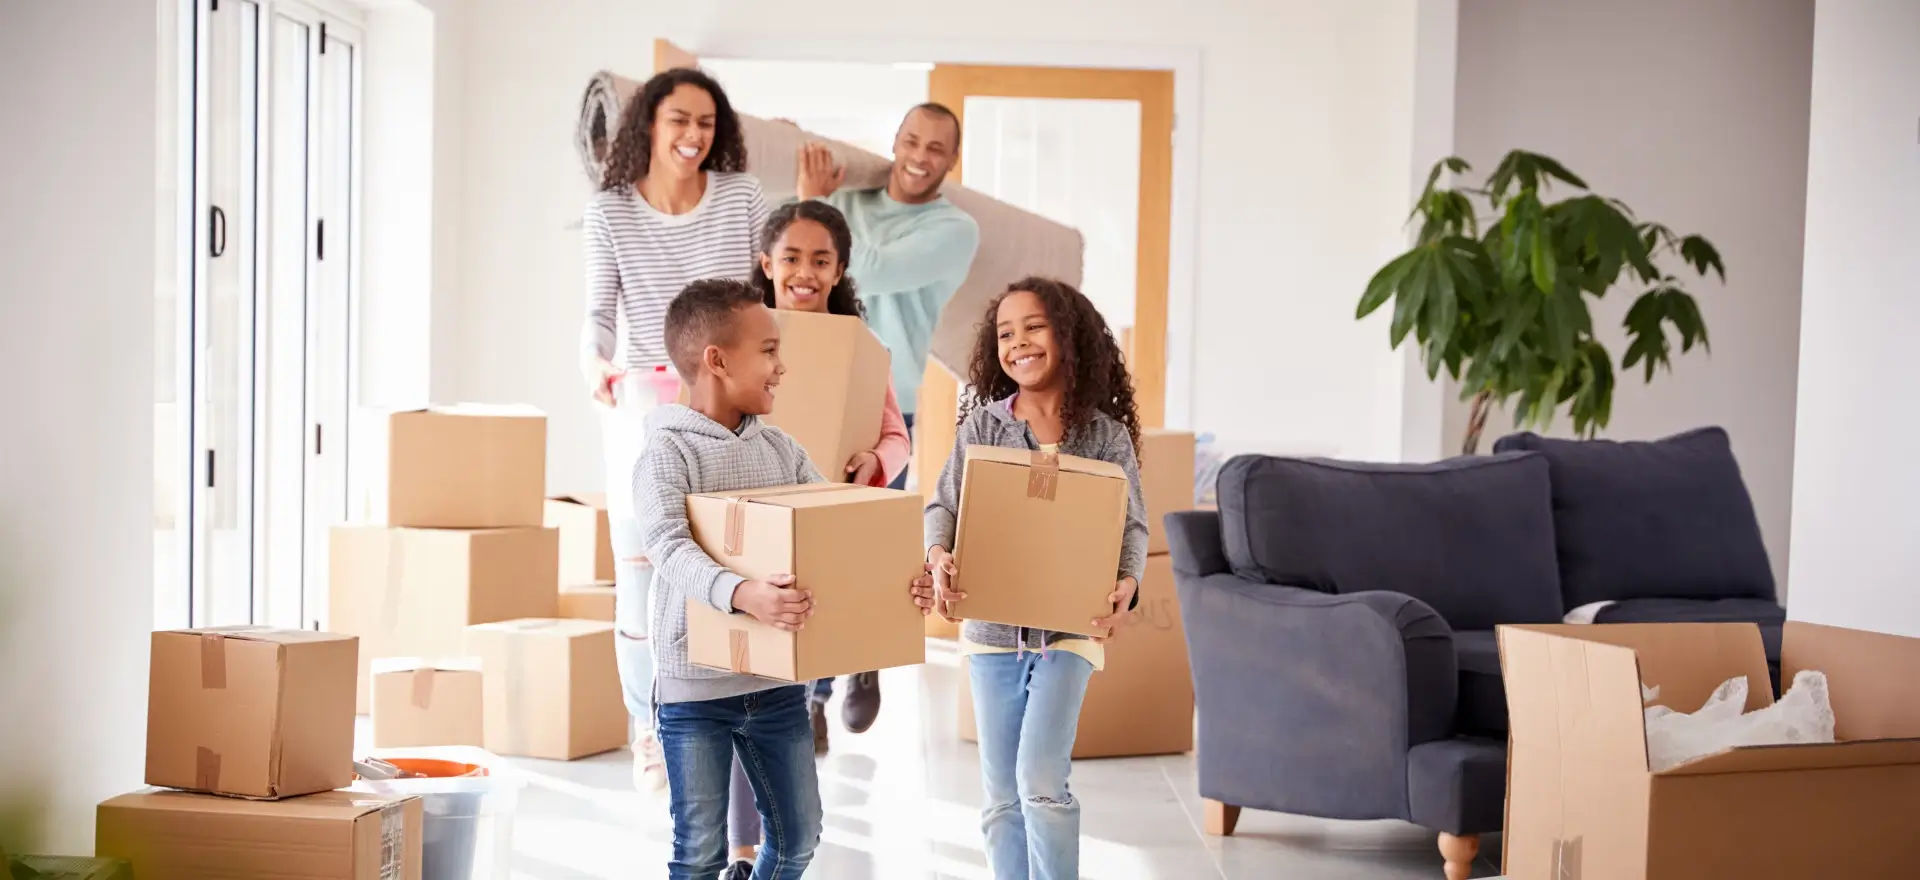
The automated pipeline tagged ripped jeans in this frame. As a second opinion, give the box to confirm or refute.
[968,650,1094,880]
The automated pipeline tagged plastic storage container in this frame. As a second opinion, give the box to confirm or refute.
[350,745,524,880]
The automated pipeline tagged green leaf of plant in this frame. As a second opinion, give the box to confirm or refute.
[1531,154,1590,190]
[1531,225,1556,294]
[1679,234,1726,282]
[1358,250,1419,318]
[1391,250,1434,347]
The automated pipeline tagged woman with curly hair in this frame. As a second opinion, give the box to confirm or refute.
[577,67,767,803]
[911,277,1148,880]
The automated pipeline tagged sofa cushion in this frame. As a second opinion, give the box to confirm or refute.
[1451,630,1509,736]
[1407,737,1508,836]
[1493,427,1775,608]
[1592,597,1784,693]
[1216,453,1563,631]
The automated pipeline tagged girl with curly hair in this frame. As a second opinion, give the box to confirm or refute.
[912,277,1148,880]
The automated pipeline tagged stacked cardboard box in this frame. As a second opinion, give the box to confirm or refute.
[330,406,558,714]
[468,618,627,760]
[956,430,1199,758]
[370,657,484,748]
[546,494,614,585]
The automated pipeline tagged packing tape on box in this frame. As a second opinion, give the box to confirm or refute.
[379,530,410,633]
[200,633,228,689]
[410,665,436,709]
[723,498,747,556]
[194,745,221,791]
[1027,449,1061,501]
[378,800,407,880]
[1554,837,1582,878]
[728,629,750,674]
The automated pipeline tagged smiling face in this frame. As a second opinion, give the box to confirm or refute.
[889,107,960,204]
[995,290,1061,392]
[710,303,784,416]
[760,218,844,314]
[649,83,717,178]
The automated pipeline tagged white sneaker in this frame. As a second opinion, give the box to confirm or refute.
[632,731,668,796]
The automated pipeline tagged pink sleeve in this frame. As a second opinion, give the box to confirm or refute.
[870,380,912,487]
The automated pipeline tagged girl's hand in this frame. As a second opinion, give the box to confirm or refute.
[796,143,845,200]
[583,355,622,407]
[928,546,963,623]
[845,450,881,485]
[732,574,814,632]
[1090,576,1139,643]
[909,563,938,616]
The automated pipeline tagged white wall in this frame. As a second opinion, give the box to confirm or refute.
[1786,0,1920,636]
[0,0,157,853]
[1448,0,1816,593]
[700,58,929,158]
[444,0,1424,496]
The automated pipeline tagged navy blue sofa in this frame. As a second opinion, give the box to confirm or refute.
[1167,427,1782,879]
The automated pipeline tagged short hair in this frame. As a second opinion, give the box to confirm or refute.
[664,279,764,379]
[903,102,962,150]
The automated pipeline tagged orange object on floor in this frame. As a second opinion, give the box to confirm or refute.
[379,757,488,779]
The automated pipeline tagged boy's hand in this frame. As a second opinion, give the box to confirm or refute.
[1090,576,1139,643]
[928,546,963,623]
[910,563,938,615]
[732,574,814,632]
[845,450,881,485]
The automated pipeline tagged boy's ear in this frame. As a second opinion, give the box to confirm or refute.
[702,343,727,377]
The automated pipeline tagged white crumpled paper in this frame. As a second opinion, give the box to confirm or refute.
[1640,670,1836,772]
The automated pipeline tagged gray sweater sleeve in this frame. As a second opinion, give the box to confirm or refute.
[635,437,746,614]
[1105,428,1150,599]
[923,410,977,553]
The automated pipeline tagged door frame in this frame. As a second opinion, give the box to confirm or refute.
[667,34,1203,430]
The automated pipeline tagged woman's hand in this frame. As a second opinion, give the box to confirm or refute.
[796,143,845,200]
[731,574,814,632]
[845,450,881,485]
[909,563,938,616]
[583,354,622,407]
[928,546,963,623]
[1090,576,1139,643]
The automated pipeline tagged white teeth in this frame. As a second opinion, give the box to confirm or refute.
[905,166,929,177]
[675,145,699,158]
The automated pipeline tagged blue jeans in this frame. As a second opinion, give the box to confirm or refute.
[657,685,822,880]
[970,650,1094,880]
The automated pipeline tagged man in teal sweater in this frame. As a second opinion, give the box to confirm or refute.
[792,102,980,738]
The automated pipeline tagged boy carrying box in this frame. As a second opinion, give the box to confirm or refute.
[637,278,931,879]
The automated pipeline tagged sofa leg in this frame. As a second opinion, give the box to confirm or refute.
[1438,832,1479,880]
[1203,799,1241,836]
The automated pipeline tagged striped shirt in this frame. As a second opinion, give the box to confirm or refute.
[581,172,770,369]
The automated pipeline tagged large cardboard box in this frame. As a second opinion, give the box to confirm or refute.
[370,657,484,748]
[330,526,559,713]
[763,310,890,478]
[558,583,617,622]
[683,483,925,681]
[358,404,546,528]
[1500,621,1920,880]
[951,446,1129,635]
[1139,429,1196,555]
[467,618,627,760]
[546,494,614,583]
[146,627,357,799]
[958,555,1195,758]
[97,789,422,879]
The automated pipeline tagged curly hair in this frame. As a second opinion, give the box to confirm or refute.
[961,277,1140,450]
[752,201,866,320]
[601,68,747,191]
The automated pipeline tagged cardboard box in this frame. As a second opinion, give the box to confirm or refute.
[763,309,889,477]
[558,583,617,622]
[467,618,626,760]
[925,614,960,640]
[1499,621,1920,880]
[546,494,615,584]
[358,404,546,528]
[958,554,1195,758]
[951,445,1129,634]
[370,657,484,748]
[683,483,926,681]
[96,789,422,880]
[330,525,559,713]
[1139,429,1196,555]
[146,627,357,799]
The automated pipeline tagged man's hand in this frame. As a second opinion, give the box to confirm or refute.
[732,574,814,632]
[796,142,845,200]
[1090,576,1139,643]
[583,355,622,407]
[845,451,881,485]
[928,546,963,623]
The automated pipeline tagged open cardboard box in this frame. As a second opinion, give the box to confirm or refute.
[1498,621,1920,879]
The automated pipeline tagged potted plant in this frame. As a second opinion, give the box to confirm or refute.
[1358,150,1725,454]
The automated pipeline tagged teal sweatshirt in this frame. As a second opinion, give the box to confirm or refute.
[815,189,980,414]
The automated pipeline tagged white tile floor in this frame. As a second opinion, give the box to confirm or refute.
[364,639,1503,879]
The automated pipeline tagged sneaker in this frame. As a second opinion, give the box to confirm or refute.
[810,698,830,755]
[631,732,668,795]
[841,670,881,734]
[724,860,753,880]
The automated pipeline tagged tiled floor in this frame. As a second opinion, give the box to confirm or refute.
[365,639,1503,878]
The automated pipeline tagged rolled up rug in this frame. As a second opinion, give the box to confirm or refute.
[575,69,1084,376]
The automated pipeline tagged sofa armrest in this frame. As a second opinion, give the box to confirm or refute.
[1165,509,1228,576]
[1177,570,1458,822]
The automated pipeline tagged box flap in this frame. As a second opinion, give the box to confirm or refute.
[1782,621,1920,741]
[1508,623,1774,714]
[371,656,482,675]
[418,403,545,418]
[1655,737,1920,777]
[963,444,1126,480]
[693,483,852,504]
[467,617,612,638]
[173,626,355,647]
[101,789,412,820]
[756,486,911,509]
[1499,625,1653,769]
[547,493,608,509]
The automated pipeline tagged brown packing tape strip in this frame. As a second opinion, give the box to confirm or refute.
[195,746,221,791]
[200,633,228,688]
[379,530,408,633]
[723,498,746,557]
[1553,837,1582,879]
[410,665,436,709]
[728,629,751,674]
[1027,449,1061,501]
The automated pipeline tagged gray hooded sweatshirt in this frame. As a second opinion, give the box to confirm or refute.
[924,397,1149,651]
[634,404,824,704]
